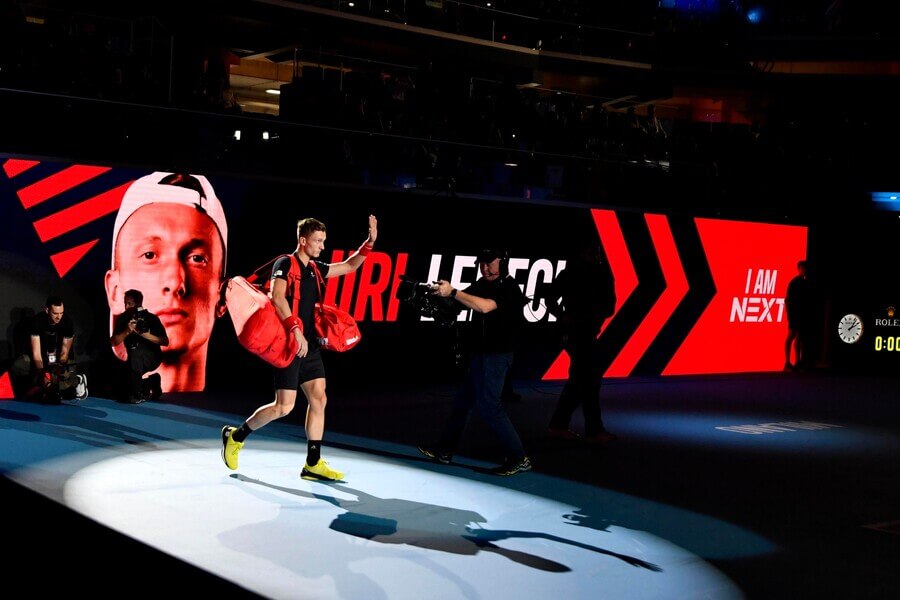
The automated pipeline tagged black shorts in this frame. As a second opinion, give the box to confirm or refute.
[273,348,326,391]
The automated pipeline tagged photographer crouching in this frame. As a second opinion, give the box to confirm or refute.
[110,289,168,403]
[417,249,532,476]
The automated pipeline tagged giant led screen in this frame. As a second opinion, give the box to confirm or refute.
[0,156,808,399]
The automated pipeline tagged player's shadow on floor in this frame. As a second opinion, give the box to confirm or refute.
[233,473,661,573]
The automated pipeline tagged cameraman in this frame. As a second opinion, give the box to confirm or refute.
[110,289,168,403]
[418,249,532,476]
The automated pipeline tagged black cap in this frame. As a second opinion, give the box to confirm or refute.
[475,248,505,264]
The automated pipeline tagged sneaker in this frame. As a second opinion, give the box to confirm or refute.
[148,374,162,400]
[221,426,243,470]
[585,431,619,445]
[301,459,344,481]
[490,456,532,476]
[417,445,452,464]
[547,427,581,440]
[74,374,88,400]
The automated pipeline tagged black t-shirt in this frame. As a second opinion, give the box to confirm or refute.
[786,275,814,328]
[113,308,166,359]
[271,254,331,348]
[29,312,75,359]
[464,275,528,354]
[546,261,616,335]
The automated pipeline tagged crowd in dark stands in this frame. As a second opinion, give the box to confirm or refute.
[1,0,897,217]
[284,0,898,61]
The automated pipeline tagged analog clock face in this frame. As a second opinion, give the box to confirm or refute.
[838,313,863,344]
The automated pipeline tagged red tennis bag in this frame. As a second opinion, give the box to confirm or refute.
[220,254,360,365]
[221,274,297,368]
[309,261,362,352]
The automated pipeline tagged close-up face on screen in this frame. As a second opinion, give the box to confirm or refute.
[108,203,225,363]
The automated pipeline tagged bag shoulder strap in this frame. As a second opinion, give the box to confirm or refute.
[247,254,302,317]
[245,255,282,285]
[288,254,302,317]
[309,261,325,300]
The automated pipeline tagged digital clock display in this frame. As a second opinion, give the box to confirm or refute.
[874,336,900,352]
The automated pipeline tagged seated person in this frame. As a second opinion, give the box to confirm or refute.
[109,289,168,403]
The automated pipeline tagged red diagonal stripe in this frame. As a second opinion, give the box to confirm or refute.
[542,209,637,380]
[3,159,40,178]
[605,214,688,377]
[0,372,13,399]
[325,250,344,306]
[32,181,131,242]
[17,165,111,209]
[50,239,100,278]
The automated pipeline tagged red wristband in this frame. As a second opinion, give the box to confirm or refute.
[282,315,303,333]
[358,240,374,257]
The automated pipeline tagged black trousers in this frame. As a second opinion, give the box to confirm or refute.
[125,346,161,399]
[549,333,606,436]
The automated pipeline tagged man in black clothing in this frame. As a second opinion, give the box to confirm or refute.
[24,295,86,402]
[109,289,168,403]
[544,241,617,444]
[419,248,532,476]
[784,260,815,371]
[29,295,74,373]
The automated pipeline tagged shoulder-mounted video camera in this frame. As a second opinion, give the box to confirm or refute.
[395,276,459,327]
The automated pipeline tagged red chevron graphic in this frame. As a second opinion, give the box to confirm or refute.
[0,372,13,399]
[3,159,39,178]
[605,214,688,377]
[595,209,639,333]
[32,181,131,242]
[542,209,638,379]
[663,219,807,375]
[17,165,111,209]
[50,239,101,277]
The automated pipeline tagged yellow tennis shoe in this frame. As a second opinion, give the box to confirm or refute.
[301,459,344,481]
[221,426,244,470]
